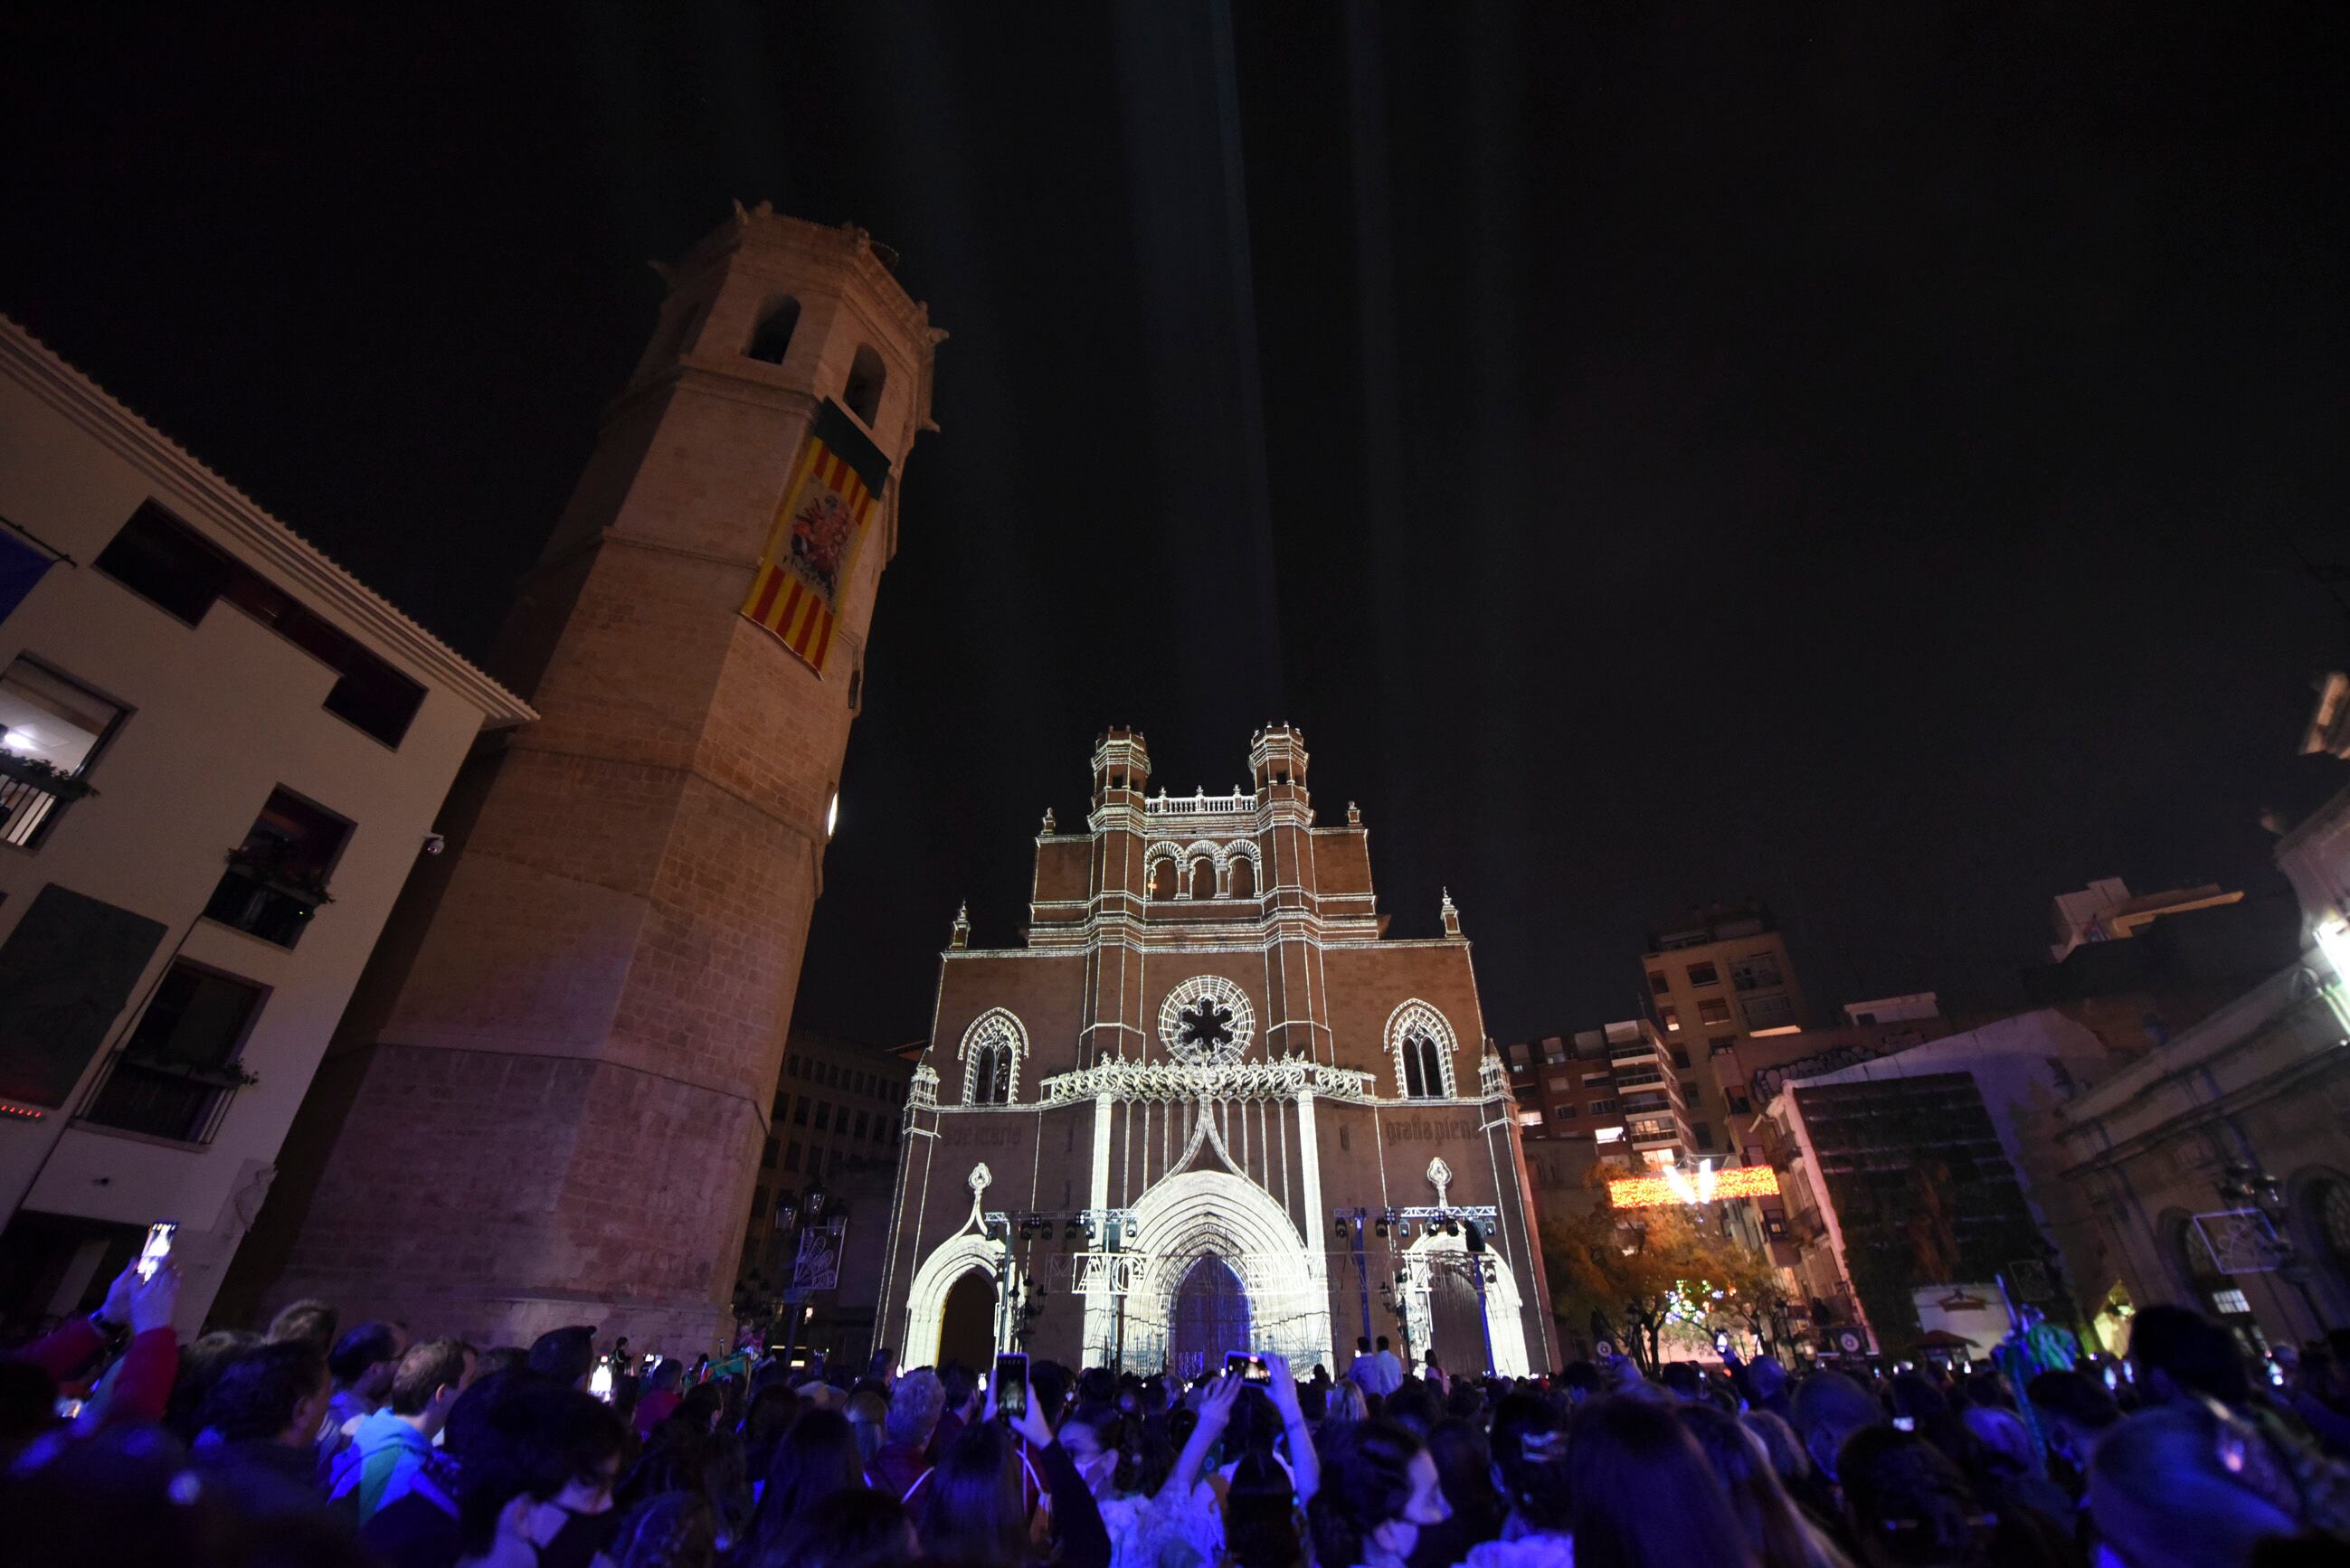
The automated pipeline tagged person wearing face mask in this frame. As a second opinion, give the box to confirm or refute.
[1307,1421,1452,1568]
[453,1379,630,1568]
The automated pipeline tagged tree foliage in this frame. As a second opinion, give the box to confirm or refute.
[1543,1166,1781,1371]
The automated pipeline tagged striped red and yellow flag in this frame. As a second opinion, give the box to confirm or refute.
[743,400,893,674]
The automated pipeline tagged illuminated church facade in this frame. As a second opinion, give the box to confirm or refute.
[875,726,1556,1378]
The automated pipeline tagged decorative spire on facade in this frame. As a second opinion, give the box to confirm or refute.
[1347,800,1362,827]
[950,901,970,950]
[1440,887,1462,938]
[1040,808,1056,835]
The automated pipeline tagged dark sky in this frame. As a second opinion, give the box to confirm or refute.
[5,5,2345,1048]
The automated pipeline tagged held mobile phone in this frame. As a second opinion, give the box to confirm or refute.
[1892,1415,1916,1432]
[2102,1366,2118,1391]
[995,1354,1028,1419]
[136,1221,177,1281]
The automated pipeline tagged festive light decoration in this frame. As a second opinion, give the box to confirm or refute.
[1609,1162,1779,1208]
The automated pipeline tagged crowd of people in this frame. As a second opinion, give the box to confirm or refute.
[6,1264,2350,1568]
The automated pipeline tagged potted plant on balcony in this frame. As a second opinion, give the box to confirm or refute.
[223,842,335,907]
[0,750,97,801]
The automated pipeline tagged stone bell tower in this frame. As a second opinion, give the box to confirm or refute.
[249,207,943,1348]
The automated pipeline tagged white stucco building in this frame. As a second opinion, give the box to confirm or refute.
[0,317,533,1332]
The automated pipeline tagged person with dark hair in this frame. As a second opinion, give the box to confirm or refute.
[933,1359,981,1461]
[2129,1303,2253,1406]
[191,1338,339,1525]
[527,1324,599,1390]
[2020,1368,2119,1530]
[1307,1421,1449,1568]
[452,1379,628,1568]
[741,1381,803,1488]
[1791,1372,1883,1495]
[1680,1402,1853,1568]
[475,1346,531,1380]
[1475,1391,1574,1565]
[318,1319,406,1459]
[602,1490,720,1568]
[1835,1426,2033,1568]
[744,1484,920,1568]
[334,1336,477,1522]
[1661,1362,1706,1402]
[915,1368,1110,1566]
[269,1298,341,1355]
[1407,1418,1502,1568]
[745,1405,866,1556]
[1385,1376,1443,1439]
[1558,1362,1602,1405]
[1567,1396,1756,1568]
[635,1356,687,1437]
[162,1328,262,1445]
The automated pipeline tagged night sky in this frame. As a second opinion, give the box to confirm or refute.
[5,6,2345,1050]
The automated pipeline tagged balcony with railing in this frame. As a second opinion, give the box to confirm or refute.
[79,1048,255,1145]
[0,753,95,847]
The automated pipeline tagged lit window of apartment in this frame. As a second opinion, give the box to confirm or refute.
[1743,993,1797,1031]
[1698,997,1731,1025]
[204,787,352,949]
[0,656,127,848]
[1659,1006,1680,1033]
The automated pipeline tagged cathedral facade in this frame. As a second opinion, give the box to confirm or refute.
[876,726,1556,1378]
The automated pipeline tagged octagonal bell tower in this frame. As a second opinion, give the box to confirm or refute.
[248,207,944,1349]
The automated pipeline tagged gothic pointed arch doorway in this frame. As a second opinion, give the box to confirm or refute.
[1168,1254,1251,1381]
[939,1270,999,1371]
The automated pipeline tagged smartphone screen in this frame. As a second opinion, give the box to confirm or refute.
[995,1355,1028,1419]
[1892,1415,1916,1432]
[136,1222,176,1281]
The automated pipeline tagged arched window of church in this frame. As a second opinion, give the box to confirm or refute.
[844,345,886,424]
[1189,857,1217,901]
[968,1044,1008,1104]
[747,298,801,364]
[1149,858,1177,900]
[1386,1000,1458,1100]
[1228,855,1256,900]
[958,1008,1027,1106]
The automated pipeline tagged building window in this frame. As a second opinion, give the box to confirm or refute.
[1696,1123,1716,1150]
[1388,1000,1457,1099]
[960,1008,1027,1105]
[1731,954,1785,992]
[750,1188,767,1218]
[1588,1099,1620,1115]
[763,1137,778,1167]
[1659,1006,1680,1033]
[1670,1047,1691,1069]
[82,960,265,1144]
[95,500,424,747]
[1686,962,1720,987]
[853,1110,869,1140]
[747,297,801,364]
[793,1098,808,1126]
[1582,1072,1611,1088]
[1709,1036,1737,1055]
[1648,970,1670,995]
[1228,854,1256,900]
[1543,1045,1568,1064]
[812,1102,829,1132]
[785,1140,801,1170]
[0,656,126,848]
[1149,857,1177,899]
[1742,993,1798,1031]
[204,788,352,949]
[1728,1093,1752,1115]
[1698,997,1732,1025]
[1189,857,1216,901]
[1400,1031,1445,1098]
[843,346,886,425]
